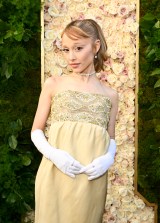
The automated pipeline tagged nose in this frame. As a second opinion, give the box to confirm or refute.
[68,50,76,60]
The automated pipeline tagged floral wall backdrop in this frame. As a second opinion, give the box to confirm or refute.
[42,0,157,222]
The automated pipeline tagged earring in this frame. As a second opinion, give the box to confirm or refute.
[94,55,97,59]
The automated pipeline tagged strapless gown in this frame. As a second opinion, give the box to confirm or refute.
[35,90,111,223]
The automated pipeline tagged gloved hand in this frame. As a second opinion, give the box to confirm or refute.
[80,139,116,180]
[31,129,84,178]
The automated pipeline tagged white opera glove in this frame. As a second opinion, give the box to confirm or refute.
[31,129,84,178]
[81,139,116,180]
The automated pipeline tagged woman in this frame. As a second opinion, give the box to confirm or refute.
[31,19,118,223]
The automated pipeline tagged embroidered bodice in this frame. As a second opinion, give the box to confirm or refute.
[51,90,112,129]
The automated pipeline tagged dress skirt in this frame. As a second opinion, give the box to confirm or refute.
[35,121,110,223]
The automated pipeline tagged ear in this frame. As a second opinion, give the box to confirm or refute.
[94,39,101,54]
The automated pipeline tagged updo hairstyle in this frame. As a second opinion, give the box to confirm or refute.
[61,19,108,72]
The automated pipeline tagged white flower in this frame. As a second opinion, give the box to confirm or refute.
[56,55,68,67]
[126,80,136,88]
[45,30,58,41]
[114,80,122,88]
[111,62,125,75]
[48,6,60,17]
[43,39,54,51]
[122,195,132,204]
[44,13,52,22]
[107,74,117,84]
[75,3,87,13]
[118,187,128,196]
[50,66,63,76]
[104,5,118,15]
[119,75,128,83]
[116,209,125,218]
[134,197,145,209]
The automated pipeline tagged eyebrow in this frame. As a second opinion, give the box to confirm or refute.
[62,43,85,48]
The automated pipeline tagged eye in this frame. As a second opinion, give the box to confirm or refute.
[62,48,69,53]
[75,46,83,51]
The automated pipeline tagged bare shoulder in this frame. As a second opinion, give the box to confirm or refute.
[43,75,62,95]
[101,83,118,104]
[43,76,58,87]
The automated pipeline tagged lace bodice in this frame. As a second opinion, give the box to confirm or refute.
[51,90,112,129]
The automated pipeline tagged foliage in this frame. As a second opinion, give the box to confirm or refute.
[0,72,41,223]
[0,0,41,79]
[138,0,160,220]
[0,0,41,222]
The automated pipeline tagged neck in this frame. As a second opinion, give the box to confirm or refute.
[70,71,97,83]
[75,71,96,77]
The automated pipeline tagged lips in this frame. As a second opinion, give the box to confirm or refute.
[69,63,80,68]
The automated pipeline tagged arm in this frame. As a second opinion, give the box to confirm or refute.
[31,78,84,178]
[81,90,119,180]
[31,78,53,132]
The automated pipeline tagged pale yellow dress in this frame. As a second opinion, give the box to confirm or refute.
[35,90,111,223]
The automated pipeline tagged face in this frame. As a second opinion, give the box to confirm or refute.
[61,33,99,74]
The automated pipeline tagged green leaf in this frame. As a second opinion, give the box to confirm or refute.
[154,21,160,29]
[13,32,23,41]
[143,13,156,21]
[5,65,12,79]
[8,135,17,149]
[0,37,3,44]
[22,156,31,166]
[4,30,13,39]
[146,49,155,58]
[150,68,160,76]
[6,193,17,204]
[17,119,22,130]
[154,79,160,88]
[155,124,160,132]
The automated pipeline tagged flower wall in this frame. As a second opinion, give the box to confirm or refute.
[42,0,156,222]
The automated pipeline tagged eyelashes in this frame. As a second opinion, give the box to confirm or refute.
[61,46,83,53]
[61,48,69,52]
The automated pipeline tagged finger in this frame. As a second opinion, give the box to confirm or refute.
[88,174,100,180]
[85,167,96,175]
[88,176,96,180]
[66,171,75,178]
[80,163,94,173]
[69,166,82,174]
[72,160,84,169]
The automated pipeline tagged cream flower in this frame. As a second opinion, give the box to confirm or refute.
[48,6,60,17]
[104,5,118,15]
[114,80,122,88]
[43,39,54,51]
[45,30,58,41]
[122,195,132,204]
[134,197,145,209]
[111,62,125,75]
[118,187,128,196]
[126,80,136,88]
[44,13,52,22]
[119,75,128,83]
[56,55,68,67]
[116,209,125,219]
[107,74,117,84]
[75,3,87,13]
[50,66,63,76]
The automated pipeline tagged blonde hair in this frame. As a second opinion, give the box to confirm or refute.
[62,19,108,72]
